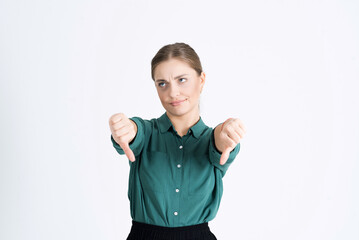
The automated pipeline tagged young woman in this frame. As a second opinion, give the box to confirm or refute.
[109,42,246,240]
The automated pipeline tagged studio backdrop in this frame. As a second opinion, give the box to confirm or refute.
[0,0,358,239]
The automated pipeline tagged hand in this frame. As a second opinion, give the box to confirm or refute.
[109,113,137,162]
[214,118,246,165]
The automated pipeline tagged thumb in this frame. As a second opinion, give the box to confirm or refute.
[219,147,231,165]
[121,142,135,162]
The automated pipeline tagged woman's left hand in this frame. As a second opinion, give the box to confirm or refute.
[214,118,246,165]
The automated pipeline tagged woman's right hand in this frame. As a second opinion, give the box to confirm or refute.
[109,113,137,162]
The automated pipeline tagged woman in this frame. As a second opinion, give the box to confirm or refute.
[109,42,246,240]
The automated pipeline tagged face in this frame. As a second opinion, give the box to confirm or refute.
[153,58,205,118]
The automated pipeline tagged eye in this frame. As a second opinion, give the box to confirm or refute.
[158,82,166,87]
[179,78,187,83]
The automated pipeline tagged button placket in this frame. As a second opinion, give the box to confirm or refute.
[173,135,184,224]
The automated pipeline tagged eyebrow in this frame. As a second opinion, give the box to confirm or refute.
[155,74,188,82]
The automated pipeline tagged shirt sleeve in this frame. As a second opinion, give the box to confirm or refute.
[110,117,146,162]
[208,127,240,177]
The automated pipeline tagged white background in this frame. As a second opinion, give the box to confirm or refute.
[1,0,358,239]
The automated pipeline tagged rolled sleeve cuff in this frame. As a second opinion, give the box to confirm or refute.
[209,128,240,176]
[110,117,145,158]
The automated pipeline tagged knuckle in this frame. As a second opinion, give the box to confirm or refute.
[109,116,116,125]
[109,113,127,124]
[220,131,227,138]
[114,131,121,138]
[117,113,125,120]
[115,129,125,137]
[120,113,128,119]
[235,119,243,126]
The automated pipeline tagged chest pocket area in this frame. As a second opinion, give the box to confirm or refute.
[188,152,215,196]
[139,150,170,193]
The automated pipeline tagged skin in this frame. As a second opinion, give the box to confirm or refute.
[153,58,204,137]
[109,58,247,164]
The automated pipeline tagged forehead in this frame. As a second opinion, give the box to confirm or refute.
[154,58,195,80]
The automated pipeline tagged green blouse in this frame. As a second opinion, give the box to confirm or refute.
[110,112,240,227]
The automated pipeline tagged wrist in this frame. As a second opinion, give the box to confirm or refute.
[213,126,223,153]
[129,119,138,144]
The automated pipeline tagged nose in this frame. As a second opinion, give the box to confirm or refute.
[168,82,180,98]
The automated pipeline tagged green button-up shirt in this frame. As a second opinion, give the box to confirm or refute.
[111,112,240,227]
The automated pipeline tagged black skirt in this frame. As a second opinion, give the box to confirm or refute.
[126,220,217,240]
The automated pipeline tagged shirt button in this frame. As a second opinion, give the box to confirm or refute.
[179,145,183,149]
[174,211,178,216]
[177,164,181,168]
[176,188,179,192]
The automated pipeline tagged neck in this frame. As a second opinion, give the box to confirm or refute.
[166,108,200,137]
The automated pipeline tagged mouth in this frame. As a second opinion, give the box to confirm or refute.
[170,99,186,106]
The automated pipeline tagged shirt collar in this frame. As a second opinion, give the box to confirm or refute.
[158,112,173,133]
[158,112,207,139]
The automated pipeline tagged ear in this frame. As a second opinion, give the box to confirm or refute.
[199,71,206,93]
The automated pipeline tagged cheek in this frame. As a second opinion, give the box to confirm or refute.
[187,85,201,99]
[156,89,167,102]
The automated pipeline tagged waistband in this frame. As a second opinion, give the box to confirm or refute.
[131,220,209,232]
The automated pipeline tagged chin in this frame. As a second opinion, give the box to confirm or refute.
[166,109,186,117]
[163,106,185,116]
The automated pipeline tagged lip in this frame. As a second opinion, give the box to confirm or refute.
[170,99,186,106]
